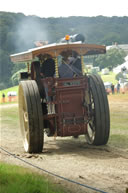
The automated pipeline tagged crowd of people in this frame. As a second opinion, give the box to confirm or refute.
[1,93,17,103]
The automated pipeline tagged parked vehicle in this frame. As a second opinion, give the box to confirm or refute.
[104,82,112,94]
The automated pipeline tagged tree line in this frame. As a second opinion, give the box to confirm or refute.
[0,12,128,89]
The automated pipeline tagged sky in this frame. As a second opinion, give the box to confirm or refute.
[0,0,128,18]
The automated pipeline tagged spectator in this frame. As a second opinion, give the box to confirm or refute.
[2,93,5,103]
[111,84,115,94]
[117,82,120,93]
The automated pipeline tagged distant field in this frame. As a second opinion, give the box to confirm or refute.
[100,71,118,84]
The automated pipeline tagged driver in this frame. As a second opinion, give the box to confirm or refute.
[59,56,82,78]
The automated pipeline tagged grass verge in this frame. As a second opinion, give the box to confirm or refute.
[0,162,66,193]
[0,105,19,127]
[108,93,128,149]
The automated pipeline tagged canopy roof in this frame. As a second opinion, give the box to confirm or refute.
[10,42,106,63]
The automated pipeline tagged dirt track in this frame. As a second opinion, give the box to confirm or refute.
[0,104,128,193]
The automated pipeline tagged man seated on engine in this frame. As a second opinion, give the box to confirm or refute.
[59,55,82,78]
[41,55,55,78]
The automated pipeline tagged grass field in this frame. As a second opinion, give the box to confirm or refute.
[1,93,128,148]
[108,93,128,149]
[100,71,118,84]
[0,162,66,193]
[1,104,18,127]
[0,92,128,192]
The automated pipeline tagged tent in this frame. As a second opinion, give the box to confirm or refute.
[113,61,128,74]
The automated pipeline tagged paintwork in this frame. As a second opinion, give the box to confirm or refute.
[41,77,88,137]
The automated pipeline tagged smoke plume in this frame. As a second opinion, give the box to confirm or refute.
[15,16,49,52]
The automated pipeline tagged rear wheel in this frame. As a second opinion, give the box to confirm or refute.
[86,74,110,145]
[18,80,44,153]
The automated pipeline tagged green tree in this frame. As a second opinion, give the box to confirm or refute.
[115,72,124,81]
[94,48,126,70]
[1,12,128,89]
[11,62,26,75]
[0,49,13,86]
[0,82,6,90]
[11,68,27,86]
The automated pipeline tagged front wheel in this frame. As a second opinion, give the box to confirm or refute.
[18,80,44,153]
[85,74,110,145]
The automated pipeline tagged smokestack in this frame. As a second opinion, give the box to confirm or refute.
[60,34,85,43]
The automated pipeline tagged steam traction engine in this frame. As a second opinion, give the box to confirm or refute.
[10,34,110,153]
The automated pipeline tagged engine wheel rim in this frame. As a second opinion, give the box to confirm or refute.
[86,91,96,144]
[85,74,110,145]
[22,110,29,152]
[86,122,95,144]
[19,86,29,152]
[19,80,44,153]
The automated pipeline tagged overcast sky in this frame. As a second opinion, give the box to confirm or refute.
[0,0,128,18]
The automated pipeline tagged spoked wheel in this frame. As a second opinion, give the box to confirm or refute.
[86,74,110,145]
[18,80,44,153]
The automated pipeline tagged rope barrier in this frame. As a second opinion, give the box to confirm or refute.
[0,146,108,193]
